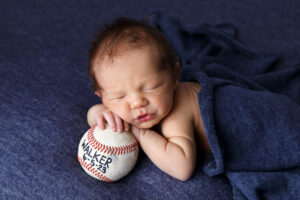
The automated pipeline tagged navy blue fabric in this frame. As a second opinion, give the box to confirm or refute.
[1,1,300,200]
[149,13,300,199]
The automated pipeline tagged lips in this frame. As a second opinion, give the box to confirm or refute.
[137,113,154,122]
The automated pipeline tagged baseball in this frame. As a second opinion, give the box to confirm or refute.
[77,125,139,182]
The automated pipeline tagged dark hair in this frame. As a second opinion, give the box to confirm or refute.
[88,17,178,91]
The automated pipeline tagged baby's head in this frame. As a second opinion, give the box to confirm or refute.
[88,17,180,129]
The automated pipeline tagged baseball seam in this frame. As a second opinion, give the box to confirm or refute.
[87,126,138,156]
[78,155,114,182]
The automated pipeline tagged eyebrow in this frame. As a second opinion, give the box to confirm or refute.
[102,88,125,95]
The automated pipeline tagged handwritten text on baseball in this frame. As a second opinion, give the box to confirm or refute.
[81,139,112,173]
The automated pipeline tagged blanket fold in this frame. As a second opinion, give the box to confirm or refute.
[150,13,300,200]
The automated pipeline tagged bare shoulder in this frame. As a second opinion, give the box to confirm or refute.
[161,82,212,154]
[160,82,201,139]
[171,82,201,119]
[174,82,201,108]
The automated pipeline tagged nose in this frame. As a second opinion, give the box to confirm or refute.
[128,94,148,109]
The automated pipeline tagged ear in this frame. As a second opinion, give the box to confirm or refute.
[94,90,102,98]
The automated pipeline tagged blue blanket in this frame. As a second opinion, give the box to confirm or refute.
[149,13,300,199]
[1,1,300,199]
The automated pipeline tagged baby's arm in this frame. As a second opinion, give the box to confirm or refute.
[132,127,196,181]
[131,96,196,181]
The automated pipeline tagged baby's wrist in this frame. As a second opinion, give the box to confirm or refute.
[132,127,155,143]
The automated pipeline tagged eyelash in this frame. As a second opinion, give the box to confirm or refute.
[144,88,157,92]
[108,95,126,102]
[144,84,162,92]
[114,95,126,100]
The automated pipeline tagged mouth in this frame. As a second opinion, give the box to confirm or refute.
[137,113,154,122]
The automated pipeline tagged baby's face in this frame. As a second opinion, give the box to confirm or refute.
[93,47,177,129]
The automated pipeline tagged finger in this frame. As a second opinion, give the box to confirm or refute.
[113,112,123,132]
[103,111,117,132]
[123,121,130,132]
[96,115,106,130]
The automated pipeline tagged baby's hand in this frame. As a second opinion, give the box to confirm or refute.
[96,108,130,132]
[87,104,130,132]
[131,126,150,142]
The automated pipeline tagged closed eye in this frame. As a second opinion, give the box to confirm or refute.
[144,84,163,92]
[110,95,126,101]
[144,87,159,92]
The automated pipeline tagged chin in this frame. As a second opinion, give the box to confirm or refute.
[139,124,154,129]
[133,123,151,129]
[138,119,161,129]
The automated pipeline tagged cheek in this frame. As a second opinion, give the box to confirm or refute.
[103,101,129,119]
[151,90,174,112]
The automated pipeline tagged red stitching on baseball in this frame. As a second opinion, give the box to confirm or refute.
[87,125,138,156]
[78,155,114,182]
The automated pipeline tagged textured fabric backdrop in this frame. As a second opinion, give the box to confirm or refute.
[1,1,300,199]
